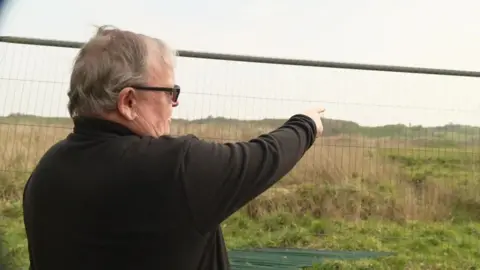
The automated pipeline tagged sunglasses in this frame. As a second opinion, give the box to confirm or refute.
[131,84,181,103]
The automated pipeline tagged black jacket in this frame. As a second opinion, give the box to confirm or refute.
[23,114,317,270]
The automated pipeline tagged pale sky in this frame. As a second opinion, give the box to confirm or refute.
[0,0,479,126]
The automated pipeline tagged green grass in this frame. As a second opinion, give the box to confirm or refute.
[224,211,480,269]
[384,148,479,183]
[0,201,27,269]
[2,201,479,269]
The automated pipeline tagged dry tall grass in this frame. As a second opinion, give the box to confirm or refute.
[1,118,479,224]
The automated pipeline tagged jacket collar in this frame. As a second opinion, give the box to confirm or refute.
[72,116,136,137]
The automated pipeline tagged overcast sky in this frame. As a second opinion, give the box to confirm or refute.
[0,0,479,126]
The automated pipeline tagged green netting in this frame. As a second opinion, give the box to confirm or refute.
[229,248,395,270]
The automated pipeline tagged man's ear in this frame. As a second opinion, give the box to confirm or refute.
[117,87,138,121]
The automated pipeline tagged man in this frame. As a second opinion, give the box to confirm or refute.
[22,26,325,270]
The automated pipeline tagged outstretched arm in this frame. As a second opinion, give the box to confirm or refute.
[180,114,317,233]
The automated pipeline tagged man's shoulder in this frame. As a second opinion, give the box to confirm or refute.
[131,134,199,150]
[36,133,203,167]
[112,134,201,161]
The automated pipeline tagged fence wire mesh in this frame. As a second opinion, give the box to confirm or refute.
[0,39,480,269]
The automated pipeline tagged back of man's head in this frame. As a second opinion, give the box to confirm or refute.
[67,25,176,118]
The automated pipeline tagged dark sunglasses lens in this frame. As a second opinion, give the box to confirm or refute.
[173,87,180,102]
[168,90,176,102]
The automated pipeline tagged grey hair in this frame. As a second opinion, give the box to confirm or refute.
[67,25,177,117]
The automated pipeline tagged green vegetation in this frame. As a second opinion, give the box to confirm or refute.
[224,212,480,269]
[1,115,480,269]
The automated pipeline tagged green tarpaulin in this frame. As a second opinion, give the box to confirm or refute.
[229,248,395,270]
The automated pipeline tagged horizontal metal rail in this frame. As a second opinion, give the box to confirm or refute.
[1,35,480,78]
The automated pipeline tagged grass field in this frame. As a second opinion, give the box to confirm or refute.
[1,115,480,269]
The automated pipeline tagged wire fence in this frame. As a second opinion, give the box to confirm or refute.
[0,37,480,268]
[1,37,480,213]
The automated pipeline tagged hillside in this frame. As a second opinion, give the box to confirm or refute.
[2,113,479,148]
